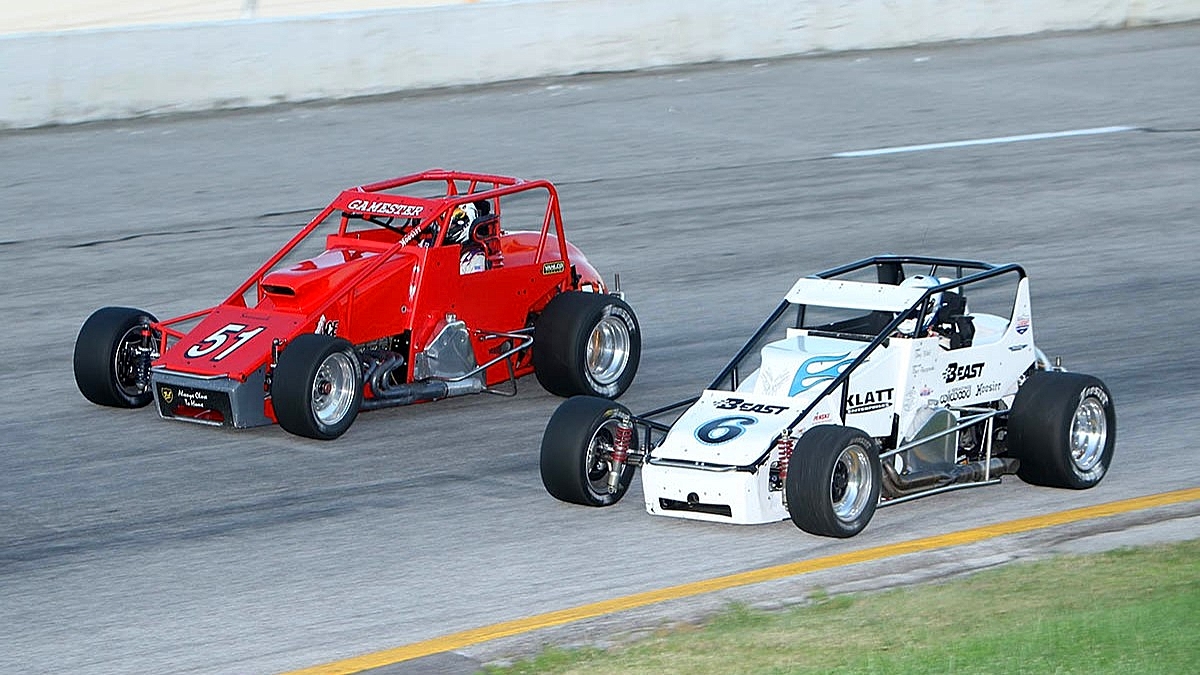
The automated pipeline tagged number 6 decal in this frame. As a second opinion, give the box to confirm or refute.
[695,415,757,445]
[186,323,266,361]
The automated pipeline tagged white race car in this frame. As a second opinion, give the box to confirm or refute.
[539,255,1116,537]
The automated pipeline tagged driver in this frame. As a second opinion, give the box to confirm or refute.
[446,203,486,274]
[895,275,943,337]
[446,203,477,245]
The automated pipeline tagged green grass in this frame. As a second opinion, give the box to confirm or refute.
[484,539,1200,674]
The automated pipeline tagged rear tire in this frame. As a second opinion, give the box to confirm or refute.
[540,396,636,506]
[533,292,640,399]
[272,334,363,440]
[786,425,881,538]
[1008,371,1115,489]
[73,306,158,408]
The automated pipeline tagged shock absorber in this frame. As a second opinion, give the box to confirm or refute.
[134,325,157,393]
[607,414,634,494]
[777,433,795,486]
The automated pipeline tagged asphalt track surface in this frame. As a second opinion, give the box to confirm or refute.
[2,23,1199,675]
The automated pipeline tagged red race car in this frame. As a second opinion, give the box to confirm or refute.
[73,170,640,439]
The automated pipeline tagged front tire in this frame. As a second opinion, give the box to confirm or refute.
[272,334,363,440]
[533,292,640,399]
[540,396,637,506]
[1008,371,1115,489]
[786,425,882,538]
[73,306,158,408]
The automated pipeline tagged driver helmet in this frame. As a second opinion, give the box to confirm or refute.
[446,203,478,245]
[897,275,944,335]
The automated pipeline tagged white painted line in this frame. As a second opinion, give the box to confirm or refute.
[832,125,1138,158]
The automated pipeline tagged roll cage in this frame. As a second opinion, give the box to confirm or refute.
[150,169,575,349]
[630,255,1028,452]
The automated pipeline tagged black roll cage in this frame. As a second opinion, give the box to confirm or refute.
[630,255,1028,465]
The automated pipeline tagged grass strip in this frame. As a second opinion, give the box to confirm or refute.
[486,539,1199,674]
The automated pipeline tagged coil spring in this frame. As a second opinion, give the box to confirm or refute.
[611,416,633,464]
[777,434,795,483]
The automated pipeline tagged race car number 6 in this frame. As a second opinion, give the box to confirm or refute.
[695,415,757,444]
[186,323,265,361]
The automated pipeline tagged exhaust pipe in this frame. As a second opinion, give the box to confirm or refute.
[883,457,1019,498]
[360,351,484,410]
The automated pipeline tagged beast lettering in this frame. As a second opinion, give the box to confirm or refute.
[944,361,984,383]
[713,398,789,415]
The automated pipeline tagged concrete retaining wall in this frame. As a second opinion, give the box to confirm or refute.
[2,0,1197,129]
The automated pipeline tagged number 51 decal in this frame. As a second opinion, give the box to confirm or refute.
[186,323,265,361]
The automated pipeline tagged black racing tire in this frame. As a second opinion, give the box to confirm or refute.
[73,306,158,408]
[272,334,363,440]
[786,425,882,538]
[540,396,637,506]
[533,292,640,399]
[1008,371,1115,489]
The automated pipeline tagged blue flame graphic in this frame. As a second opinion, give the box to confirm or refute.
[789,353,854,396]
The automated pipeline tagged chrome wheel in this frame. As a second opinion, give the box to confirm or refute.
[584,419,621,496]
[786,426,881,537]
[311,351,357,426]
[586,315,631,386]
[1070,396,1108,472]
[831,444,873,522]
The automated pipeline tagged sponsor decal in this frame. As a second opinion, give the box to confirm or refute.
[919,384,933,396]
[176,388,211,407]
[160,387,174,404]
[1081,385,1110,407]
[911,340,937,374]
[316,315,339,336]
[975,381,1002,396]
[757,367,791,396]
[939,385,972,405]
[542,260,566,275]
[846,387,894,415]
[1009,343,1030,351]
[345,199,424,218]
[1015,315,1031,335]
[601,305,638,336]
[714,398,788,415]
[789,353,855,395]
[813,411,831,423]
[943,361,984,383]
[695,415,757,445]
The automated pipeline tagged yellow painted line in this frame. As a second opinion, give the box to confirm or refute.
[284,486,1200,675]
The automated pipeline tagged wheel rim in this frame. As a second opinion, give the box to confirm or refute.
[1070,396,1108,472]
[584,419,622,496]
[830,444,873,522]
[586,315,631,386]
[113,325,146,397]
[311,352,356,426]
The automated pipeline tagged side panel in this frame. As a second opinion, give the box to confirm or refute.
[899,279,1037,440]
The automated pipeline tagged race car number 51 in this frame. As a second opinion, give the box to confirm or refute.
[186,323,265,361]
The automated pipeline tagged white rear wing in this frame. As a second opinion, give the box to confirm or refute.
[784,277,927,312]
